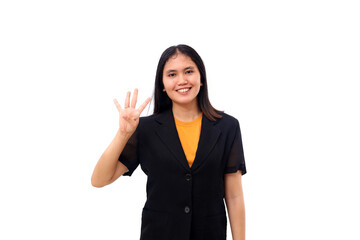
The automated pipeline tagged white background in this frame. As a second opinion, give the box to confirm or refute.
[1,0,359,239]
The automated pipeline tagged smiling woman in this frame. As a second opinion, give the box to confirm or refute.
[162,51,204,121]
[91,44,247,240]
[153,44,223,122]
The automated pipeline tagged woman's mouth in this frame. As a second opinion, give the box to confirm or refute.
[176,87,191,95]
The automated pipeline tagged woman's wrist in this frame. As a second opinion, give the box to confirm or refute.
[116,128,134,141]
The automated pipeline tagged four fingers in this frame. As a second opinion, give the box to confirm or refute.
[114,89,151,114]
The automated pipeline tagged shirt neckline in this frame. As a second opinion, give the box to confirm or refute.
[174,112,203,126]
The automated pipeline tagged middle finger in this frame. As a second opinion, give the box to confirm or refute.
[131,88,138,108]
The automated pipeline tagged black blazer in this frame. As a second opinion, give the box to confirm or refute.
[119,108,247,240]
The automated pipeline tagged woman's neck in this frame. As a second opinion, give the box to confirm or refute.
[172,102,202,122]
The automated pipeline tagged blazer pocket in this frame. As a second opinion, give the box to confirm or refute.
[203,212,227,240]
[140,207,170,240]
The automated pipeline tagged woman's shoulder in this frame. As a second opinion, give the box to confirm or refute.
[138,114,158,125]
[215,111,239,126]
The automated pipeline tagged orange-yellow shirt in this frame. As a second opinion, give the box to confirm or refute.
[174,113,203,168]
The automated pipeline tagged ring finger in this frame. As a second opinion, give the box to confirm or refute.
[125,91,130,108]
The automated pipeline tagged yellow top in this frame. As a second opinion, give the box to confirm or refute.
[174,113,203,168]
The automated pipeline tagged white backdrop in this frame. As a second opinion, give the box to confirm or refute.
[0,0,359,239]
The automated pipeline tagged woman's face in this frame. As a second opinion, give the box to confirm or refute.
[162,52,203,108]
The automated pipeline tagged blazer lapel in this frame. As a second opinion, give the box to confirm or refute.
[154,108,221,172]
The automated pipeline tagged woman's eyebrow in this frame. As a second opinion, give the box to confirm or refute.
[165,66,195,74]
[184,66,195,70]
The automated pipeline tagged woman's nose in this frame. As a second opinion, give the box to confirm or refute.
[178,74,188,85]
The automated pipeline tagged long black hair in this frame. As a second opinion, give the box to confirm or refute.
[152,44,223,121]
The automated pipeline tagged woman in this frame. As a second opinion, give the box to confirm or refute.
[91,44,247,240]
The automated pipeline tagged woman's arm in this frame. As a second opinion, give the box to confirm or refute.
[91,129,132,188]
[224,170,246,240]
[91,89,151,188]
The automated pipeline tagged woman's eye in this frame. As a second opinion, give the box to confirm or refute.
[168,73,176,77]
[185,70,193,74]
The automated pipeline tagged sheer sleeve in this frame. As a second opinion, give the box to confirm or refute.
[118,127,139,177]
[224,119,247,175]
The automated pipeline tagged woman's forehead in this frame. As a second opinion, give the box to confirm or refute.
[164,53,196,69]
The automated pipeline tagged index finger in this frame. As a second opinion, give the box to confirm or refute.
[137,97,151,114]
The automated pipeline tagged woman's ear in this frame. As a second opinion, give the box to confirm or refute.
[163,88,166,92]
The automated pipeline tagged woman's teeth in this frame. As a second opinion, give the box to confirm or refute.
[177,88,190,93]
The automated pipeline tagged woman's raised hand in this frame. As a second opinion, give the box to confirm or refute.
[113,88,151,135]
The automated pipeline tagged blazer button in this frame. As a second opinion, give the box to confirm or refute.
[184,206,190,213]
[185,173,192,181]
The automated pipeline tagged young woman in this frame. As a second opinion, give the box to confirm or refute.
[91,44,247,240]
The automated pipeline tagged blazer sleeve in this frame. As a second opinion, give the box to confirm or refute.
[118,126,140,177]
[224,119,247,175]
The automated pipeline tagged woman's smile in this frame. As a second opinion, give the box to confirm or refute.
[176,87,192,94]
